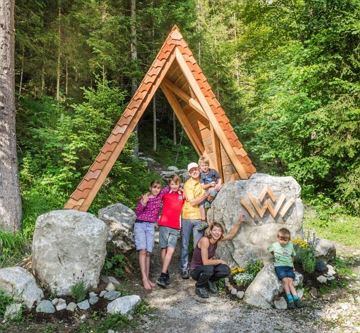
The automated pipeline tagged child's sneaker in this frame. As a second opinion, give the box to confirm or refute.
[294,298,305,308]
[165,272,170,286]
[287,301,295,310]
[156,275,167,288]
[195,287,209,298]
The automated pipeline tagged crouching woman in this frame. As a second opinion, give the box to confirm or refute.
[189,216,245,298]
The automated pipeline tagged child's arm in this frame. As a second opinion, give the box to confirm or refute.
[201,182,216,190]
[222,214,245,241]
[134,193,149,215]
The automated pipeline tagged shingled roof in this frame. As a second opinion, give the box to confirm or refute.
[64,25,256,211]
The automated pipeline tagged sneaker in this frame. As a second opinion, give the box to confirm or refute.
[195,287,209,298]
[156,275,167,288]
[181,270,190,279]
[294,299,305,308]
[197,222,208,231]
[208,280,218,294]
[165,273,170,286]
[287,301,295,310]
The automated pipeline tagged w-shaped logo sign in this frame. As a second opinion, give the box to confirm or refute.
[240,186,295,219]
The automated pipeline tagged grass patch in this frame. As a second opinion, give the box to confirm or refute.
[70,281,87,303]
[0,231,30,268]
[303,206,360,249]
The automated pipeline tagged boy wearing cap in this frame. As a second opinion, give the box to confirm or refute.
[180,162,209,279]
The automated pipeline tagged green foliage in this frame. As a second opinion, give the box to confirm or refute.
[103,253,127,279]
[246,259,264,277]
[0,290,14,318]
[0,231,29,268]
[232,259,263,287]
[304,205,360,248]
[70,281,87,303]
[295,244,316,274]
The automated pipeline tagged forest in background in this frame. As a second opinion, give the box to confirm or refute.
[7,0,360,247]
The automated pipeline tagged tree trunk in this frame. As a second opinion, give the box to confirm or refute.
[41,63,45,96]
[56,1,61,101]
[18,45,24,97]
[0,0,22,232]
[130,0,139,156]
[173,112,177,145]
[152,97,157,151]
[65,59,68,96]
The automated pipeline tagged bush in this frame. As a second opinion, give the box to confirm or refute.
[231,259,264,288]
[293,239,316,274]
[0,290,14,318]
[70,281,87,303]
[103,253,127,279]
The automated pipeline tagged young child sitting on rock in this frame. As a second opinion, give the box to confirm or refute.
[198,156,222,223]
[268,228,304,309]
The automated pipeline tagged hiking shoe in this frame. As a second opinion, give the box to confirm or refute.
[181,270,190,279]
[195,287,209,298]
[294,299,305,308]
[156,276,167,288]
[208,280,218,294]
[287,301,295,310]
[165,273,170,286]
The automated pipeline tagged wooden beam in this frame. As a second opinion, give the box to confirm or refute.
[163,79,207,119]
[160,84,205,155]
[210,124,223,180]
[175,47,248,179]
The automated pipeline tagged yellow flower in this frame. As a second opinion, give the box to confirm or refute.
[231,266,246,275]
[292,238,309,249]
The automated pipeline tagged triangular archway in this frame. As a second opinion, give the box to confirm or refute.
[65,25,256,211]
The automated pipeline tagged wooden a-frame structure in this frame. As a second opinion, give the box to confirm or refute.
[65,26,256,211]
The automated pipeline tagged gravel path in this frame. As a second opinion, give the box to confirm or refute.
[131,243,360,333]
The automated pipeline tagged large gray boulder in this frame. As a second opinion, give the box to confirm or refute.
[244,264,303,309]
[315,239,336,262]
[98,203,136,252]
[208,173,304,266]
[32,210,107,296]
[0,266,43,309]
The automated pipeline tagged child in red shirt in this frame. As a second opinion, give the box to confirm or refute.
[156,175,185,288]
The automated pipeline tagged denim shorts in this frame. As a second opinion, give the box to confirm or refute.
[134,221,155,253]
[275,266,295,280]
[159,226,180,249]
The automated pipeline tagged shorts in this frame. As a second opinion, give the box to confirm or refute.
[159,226,180,249]
[275,266,295,280]
[134,221,155,253]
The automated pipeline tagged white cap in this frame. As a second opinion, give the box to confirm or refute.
[187,162,199,172]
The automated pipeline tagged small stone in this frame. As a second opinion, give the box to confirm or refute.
[52,298,59,305]
[297,288,304,299]
[80,314,87,320]
[107,295,141,315]
[108,330,116,333]
[4,303,22,320]
[327,276,335,281]
[89,292,98,298]
[89,296,99,305]
[77,300,90,310]
[326,264,336,276]
[108,276,120,286]
[317,275,327,284]
[56,299,67,311]
[36,300,56,314]
[236,291,245,299]
[310,287,318,298]
[104,290,121,301]
[274,298,287,310]
[100,290,107,297]
[67,302,77,312]
[224,277,230,284]
[106,282,116,291]
[230,288,237,295]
